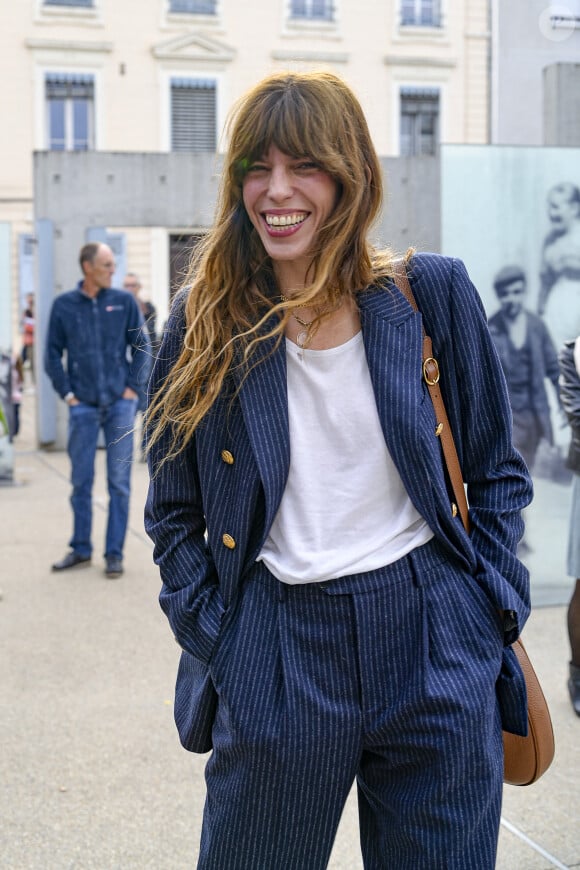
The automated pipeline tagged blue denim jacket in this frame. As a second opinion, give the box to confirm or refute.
[44,282,152,407]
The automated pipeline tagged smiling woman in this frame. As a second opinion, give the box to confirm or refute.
[144,71,533,870]
[242,146,339,305]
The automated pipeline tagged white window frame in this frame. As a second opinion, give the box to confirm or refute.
[400,0,442,28]
[36,0,101,22]
[284,0,339,33]
[164,0,221,27]
[45,72,95,151]
[289,0,334,21]
[399,86,440,156]
[34,65,102,151]
[160,71,225,153]
[391,79,446,156]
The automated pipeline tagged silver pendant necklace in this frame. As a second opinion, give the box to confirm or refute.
[280,294,316,359]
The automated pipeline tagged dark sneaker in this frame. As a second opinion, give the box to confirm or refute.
[52,552,91,572]
[105,556,124,579]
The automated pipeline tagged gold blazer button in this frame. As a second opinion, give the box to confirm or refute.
[222,533,236,549]
[221,449,234,465]
[451,502,458,518]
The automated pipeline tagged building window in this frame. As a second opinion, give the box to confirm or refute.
[46,74,94,151]
[171,79,217,152]
[401,0,441,27]
[290,0,334,21]
[44,0,94,6]
[169,0,217,12]
[400,88,439,156]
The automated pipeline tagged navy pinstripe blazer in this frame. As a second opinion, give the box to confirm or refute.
[145,253,533,753]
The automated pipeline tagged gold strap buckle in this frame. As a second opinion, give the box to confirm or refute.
[423,357,440,386]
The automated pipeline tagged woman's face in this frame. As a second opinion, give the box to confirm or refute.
[242,145,339,282]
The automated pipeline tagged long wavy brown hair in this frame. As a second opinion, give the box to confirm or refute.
[147,71,397,461]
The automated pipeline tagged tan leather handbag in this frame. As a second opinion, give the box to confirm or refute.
[393,261,555,786]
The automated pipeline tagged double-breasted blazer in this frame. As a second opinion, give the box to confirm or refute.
[145,253,533,753]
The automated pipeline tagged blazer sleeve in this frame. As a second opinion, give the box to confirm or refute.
[144,298,225,664]
[413,254,533,643]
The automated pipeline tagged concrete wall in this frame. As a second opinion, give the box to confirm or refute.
[33,149,439,448]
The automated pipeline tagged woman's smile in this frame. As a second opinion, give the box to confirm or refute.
[263,211,309,234]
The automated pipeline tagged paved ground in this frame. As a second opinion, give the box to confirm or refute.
[1,382,578,869]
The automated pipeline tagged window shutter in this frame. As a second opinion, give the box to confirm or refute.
[46,73,94,100]
[171,80,216,152]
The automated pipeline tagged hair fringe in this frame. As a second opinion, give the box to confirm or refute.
[147,72,404,466]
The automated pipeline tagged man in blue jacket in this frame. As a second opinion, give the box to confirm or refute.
[45,242,151,578]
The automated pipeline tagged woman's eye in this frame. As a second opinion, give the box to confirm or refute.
[296,161,319,171]
[247,163,268,173]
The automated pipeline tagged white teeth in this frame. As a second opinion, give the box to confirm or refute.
[265,213,307,227]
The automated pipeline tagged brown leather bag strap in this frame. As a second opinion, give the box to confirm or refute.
[392,260,471,533]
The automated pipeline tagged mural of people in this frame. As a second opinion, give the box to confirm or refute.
[440,147,580,605]
[558,335,580,716]
[488,264,561,473]
[538,182,580,354]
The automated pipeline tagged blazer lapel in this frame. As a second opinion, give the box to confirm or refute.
[234,328,290,534]
[358,282,439,526]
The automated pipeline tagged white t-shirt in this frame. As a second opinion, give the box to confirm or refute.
[258,332,433,584]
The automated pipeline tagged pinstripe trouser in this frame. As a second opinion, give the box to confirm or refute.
[199,538,504,869]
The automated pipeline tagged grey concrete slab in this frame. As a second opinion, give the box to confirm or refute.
[1,384,578,869]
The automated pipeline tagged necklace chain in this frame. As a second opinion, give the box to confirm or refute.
[292,312,315,328]
[280,294,316,328]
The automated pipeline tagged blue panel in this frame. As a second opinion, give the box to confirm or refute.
[35,219,58,446]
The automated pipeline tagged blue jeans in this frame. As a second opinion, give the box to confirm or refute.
[67,398,137,560]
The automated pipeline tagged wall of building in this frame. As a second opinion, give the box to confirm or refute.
[491,0,580,145]
[0,0,490,345]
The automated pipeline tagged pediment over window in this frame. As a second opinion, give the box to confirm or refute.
[152,32,235,63]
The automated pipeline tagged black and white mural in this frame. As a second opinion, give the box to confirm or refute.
[442,144,580,606]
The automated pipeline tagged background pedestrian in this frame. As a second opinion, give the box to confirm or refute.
[45,242,151,578]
